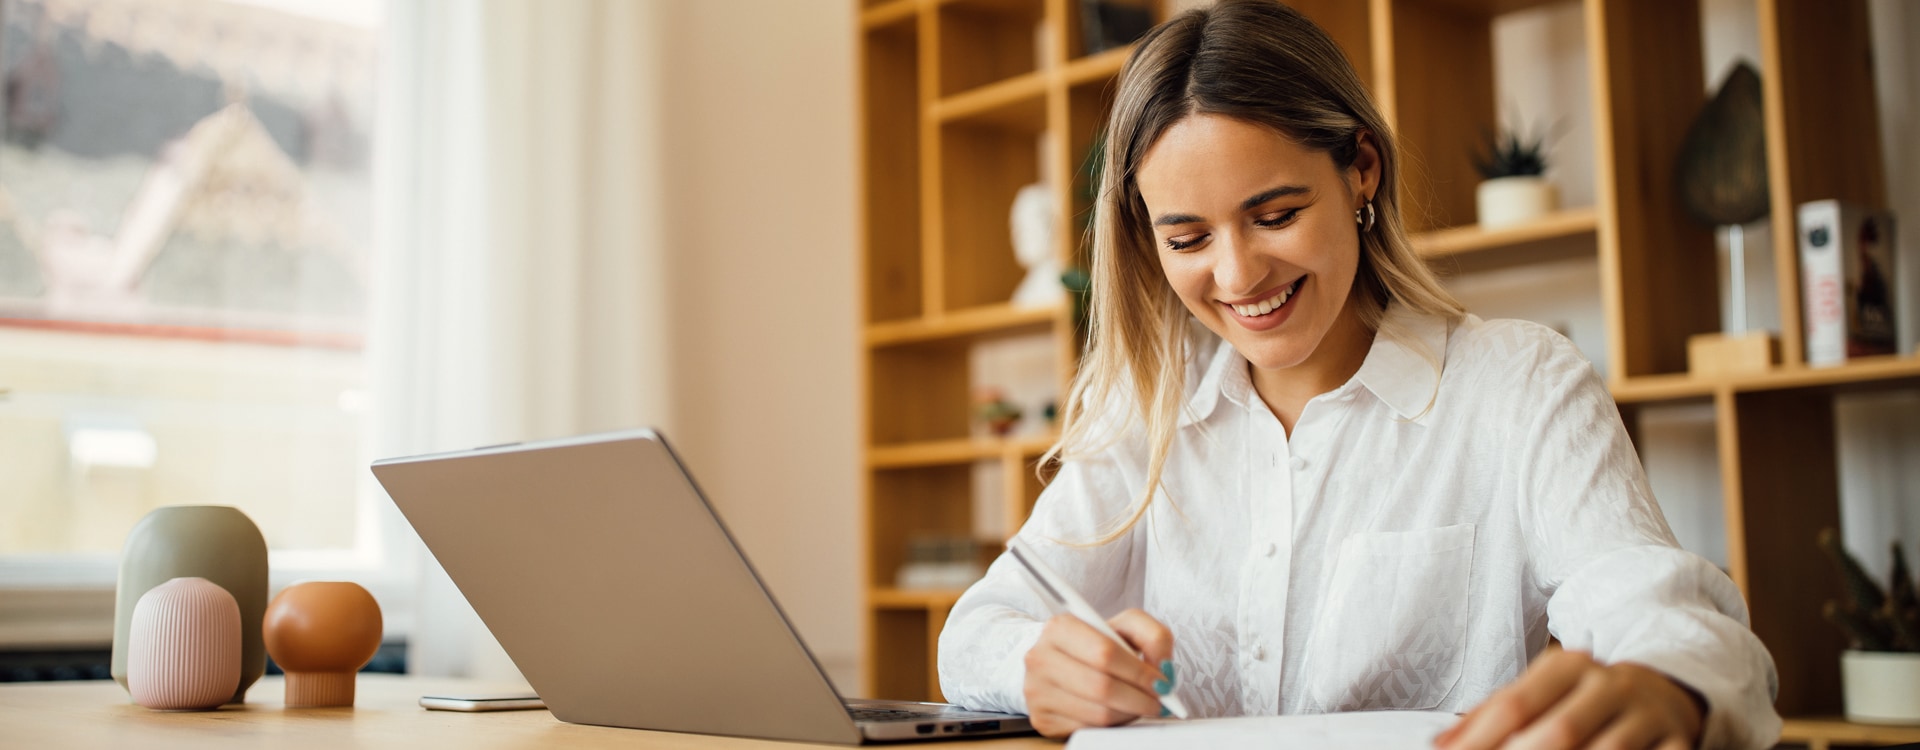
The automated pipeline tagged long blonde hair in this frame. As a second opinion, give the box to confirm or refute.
[1050,0,1465,544]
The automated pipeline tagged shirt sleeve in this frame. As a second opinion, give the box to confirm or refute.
[1514,334,1782,750]
[936,445,1146,715]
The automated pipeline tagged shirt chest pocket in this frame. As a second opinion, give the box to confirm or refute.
[1298,523,1475,712]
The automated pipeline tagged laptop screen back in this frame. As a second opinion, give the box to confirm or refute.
[372,429,860,744]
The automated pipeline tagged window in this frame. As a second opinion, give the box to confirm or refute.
[0,0,386,610]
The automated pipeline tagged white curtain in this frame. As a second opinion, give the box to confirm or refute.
[368,0,670,681]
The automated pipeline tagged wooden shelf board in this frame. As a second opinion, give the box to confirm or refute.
[1609,373,1718,405]
[859,0,917,29]
[932,72,1048,131]
[1062,46,1132,87]
[866,302,1061,347]
[934,0,1042,16]
[1610,354,1920,404]
[1400,0,1578,18]
[1413,207,1598,259]
[869,587,967,610]
[868,434,1058,469]
[1780,716,1920,746]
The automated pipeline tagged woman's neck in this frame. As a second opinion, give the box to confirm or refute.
[1250,301,1376,435]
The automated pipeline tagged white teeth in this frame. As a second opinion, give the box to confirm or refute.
[1230,280,1299,318]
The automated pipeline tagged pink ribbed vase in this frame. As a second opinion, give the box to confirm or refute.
[127,577,242,711]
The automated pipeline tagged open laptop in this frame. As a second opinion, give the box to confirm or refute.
[371,428,1033,744]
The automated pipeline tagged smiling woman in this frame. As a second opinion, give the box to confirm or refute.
[1138,115,1383,426]
[935,1,1783,748]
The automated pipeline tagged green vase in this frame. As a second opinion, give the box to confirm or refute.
[111,506,268,703]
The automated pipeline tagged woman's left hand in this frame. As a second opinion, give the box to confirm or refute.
[1433,649,1704,750]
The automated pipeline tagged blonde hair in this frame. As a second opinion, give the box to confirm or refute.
[1049,0,1465,544]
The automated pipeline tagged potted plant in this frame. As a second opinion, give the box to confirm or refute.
[1820,528,1920,724]
[1471,124,1559,229]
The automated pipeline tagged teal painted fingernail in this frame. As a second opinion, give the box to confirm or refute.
[1160,706,1171,718]
[1153,679,1171,696]
[1161,660,1176,683]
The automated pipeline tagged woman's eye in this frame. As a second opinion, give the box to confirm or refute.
[1254,208,1301,228]
[1163,234,1206,252]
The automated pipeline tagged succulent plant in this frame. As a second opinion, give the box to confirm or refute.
[1819,528,1920,652]
[974,388,1023,438]
[1472,124,1551,180]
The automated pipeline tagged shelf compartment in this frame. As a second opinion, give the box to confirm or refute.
[869,344,972,444]
[1061,0,1159,62]
[1413,207,1597,258]
[868,608,937,700]
[936,0,1044,97]
[1381,0,1494,233]
[869,464,975,589]
[1759,0,1885,369]
[938,120,1043,312]
[932,71,1047,131]
[868,433,1057,469]
[1591,0,1719,379]
[862,19,925,324]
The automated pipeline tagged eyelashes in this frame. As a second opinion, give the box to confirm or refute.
[1161,208,1303,252]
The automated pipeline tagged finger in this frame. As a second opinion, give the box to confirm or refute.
[1109,609,1177,670]
[1505,668,1630,750]
[1585,711,1663,750]
[1031,675,1142,729]
[1047,614,1163,693]
[1031,644,1163,718]
[1654,738,1690,750]
[1441,651,1593,750]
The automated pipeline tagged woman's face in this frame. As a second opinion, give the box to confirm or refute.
[1135,113,1376,373]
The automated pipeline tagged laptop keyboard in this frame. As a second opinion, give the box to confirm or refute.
[849,707,928,723]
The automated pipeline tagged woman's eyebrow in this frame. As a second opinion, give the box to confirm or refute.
[1239,184,1311,211]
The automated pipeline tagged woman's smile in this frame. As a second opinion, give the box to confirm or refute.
[1222,276,1306,330]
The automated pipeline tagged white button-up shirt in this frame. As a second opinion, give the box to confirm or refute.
[937,307,1781,749]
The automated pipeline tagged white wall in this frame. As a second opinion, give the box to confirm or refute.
[656,1,861,694]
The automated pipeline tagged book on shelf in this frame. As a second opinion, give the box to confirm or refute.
[1798,199,1898,367]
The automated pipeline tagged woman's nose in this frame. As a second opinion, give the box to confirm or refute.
[1213,231,1269,296]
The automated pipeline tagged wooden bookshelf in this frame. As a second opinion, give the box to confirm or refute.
[855,0,1906,732]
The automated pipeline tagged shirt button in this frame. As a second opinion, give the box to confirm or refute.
[1289,456,1307,471]
[1254,645,1268,661]
[1263,542,1277,557]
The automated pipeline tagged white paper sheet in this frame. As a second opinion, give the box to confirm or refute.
[1065,710,1458,750]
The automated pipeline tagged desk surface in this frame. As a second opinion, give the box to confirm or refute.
[0,675,1059,749]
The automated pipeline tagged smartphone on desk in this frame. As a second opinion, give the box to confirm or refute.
[419,692,545,712]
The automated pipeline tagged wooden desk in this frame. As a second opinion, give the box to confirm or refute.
[0,675,1059,748]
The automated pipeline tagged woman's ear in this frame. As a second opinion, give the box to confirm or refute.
[1350,130,1382,205]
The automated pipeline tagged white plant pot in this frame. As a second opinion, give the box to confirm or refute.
[1843,650,1920,724]
[1475,176,1559,229]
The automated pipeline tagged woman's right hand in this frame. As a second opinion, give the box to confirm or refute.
[1021,609,1177,739]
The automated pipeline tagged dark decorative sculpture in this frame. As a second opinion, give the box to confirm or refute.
[1676,62,1770,335]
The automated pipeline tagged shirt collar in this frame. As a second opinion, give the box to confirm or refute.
[1179,303,1453,427]
[1351,303,1453,421]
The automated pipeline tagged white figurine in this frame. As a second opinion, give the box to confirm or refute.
[1008,183,1063,308]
